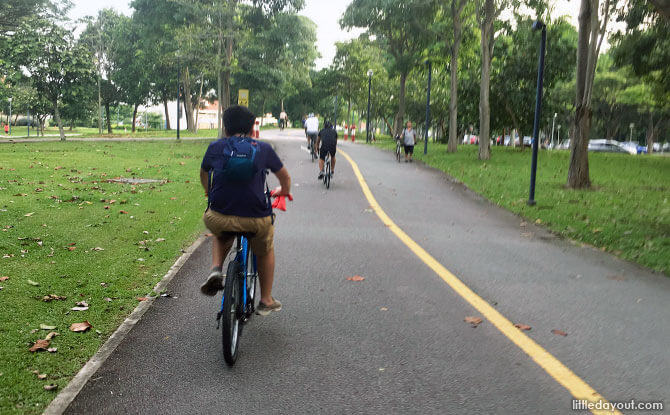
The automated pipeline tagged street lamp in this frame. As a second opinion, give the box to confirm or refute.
[7,98,12,135]
[550,112,557,149]
[424,60,432,155]
[528,20,546,207]
[629,123,634,143]
[177,57,181,140]
[366,69,373,143]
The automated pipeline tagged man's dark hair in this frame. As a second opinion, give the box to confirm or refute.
[223,105,255,137]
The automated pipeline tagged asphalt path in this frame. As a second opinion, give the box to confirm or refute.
[64,129,669,414]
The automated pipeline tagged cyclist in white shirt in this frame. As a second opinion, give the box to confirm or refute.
[304,113,319,150]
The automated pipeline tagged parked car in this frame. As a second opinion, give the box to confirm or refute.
[619,141,638,154]
[587,139,630,154]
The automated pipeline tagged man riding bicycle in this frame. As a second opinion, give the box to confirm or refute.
[317,120,337,179]
[304,113,319,150]
[199,105,291,316]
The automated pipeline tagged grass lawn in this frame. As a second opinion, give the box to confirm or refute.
[2,126,221,140]
[3,125,282,140]
[0,140,212,413]
[373,137,669,274]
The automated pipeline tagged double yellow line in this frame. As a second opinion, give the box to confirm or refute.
[340,149,619,415]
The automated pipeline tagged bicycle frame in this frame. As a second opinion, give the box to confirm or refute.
[219,235,253,316]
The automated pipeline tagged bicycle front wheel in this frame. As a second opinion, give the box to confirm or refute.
[222,260,241,366]
[396,144,401,162]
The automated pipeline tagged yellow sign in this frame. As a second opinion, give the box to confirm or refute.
[238,89,249,107]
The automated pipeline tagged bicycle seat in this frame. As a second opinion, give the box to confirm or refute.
[217,231,256,240]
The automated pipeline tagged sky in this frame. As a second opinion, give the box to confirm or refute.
[67,0,610,70]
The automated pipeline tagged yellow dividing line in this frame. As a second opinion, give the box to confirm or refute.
[340,149,620,415]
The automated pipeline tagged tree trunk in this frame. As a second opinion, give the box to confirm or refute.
[448,0,467,153]
[478,0,495,160]
[53,100,65,141]
[183,67,196,132]
[347,98,352,135]
[567,105,592,188]
[105,103,112,134]
[218,70,223,137]
[567,0,609,188]
[223,34,233,111]
[132,103,138,133]
[195,73,204,133]
[395,71,408,135]
[97,75,102,134]
[161,98,169,130]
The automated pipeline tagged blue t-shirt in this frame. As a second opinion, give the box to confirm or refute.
[201,137,283,218]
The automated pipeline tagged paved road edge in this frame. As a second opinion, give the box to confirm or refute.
[42,235,208,415]
[339,149,620,415]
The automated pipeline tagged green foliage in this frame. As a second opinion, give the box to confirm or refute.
[491,15,577,137]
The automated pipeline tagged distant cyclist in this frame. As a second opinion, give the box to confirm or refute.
[304,113,319,150]
[317,120,337,180]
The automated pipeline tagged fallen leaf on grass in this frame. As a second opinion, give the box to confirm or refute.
[535,219,542,224]
[47,348,57,353]
[44,384,58,391]
[27,280,40,286]
[67,246,76,251]
[45,332,59,341]
[155,238,166,243]
[464,316,483,327]
[29,339,50,352]
[170,197,177,200]
[0,276,8,282]
[42,294,66,302]
[551,329,568,337]
[76,301,89,307]
[71,306,89,311]
[136,297,149,301]
[514,323,532,331]
[39,324,56,330]
[24,212,35,217]
[119,210,129,214]
[69,321,92,332]
[346,275,365,282]
[92,247,104,251]
[37,374,47,380]
[14,193,28,197]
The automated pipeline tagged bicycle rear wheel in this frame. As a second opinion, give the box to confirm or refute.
[222,260,241,366]
[396,143,401,162]
[245,249,258,316]
[324,156,331,189]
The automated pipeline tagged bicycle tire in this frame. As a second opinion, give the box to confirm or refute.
[222,260,241,366]
[325,156,331,189]
[396,143,401,162]
[245,248,258,316]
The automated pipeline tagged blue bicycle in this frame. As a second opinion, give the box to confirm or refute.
[216,234,258,366]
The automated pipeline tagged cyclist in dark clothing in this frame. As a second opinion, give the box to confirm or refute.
[317,121,337,179]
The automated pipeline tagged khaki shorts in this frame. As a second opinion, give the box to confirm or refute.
[203,209,274,256]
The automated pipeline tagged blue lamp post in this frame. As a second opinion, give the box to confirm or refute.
[527,20,546,206]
